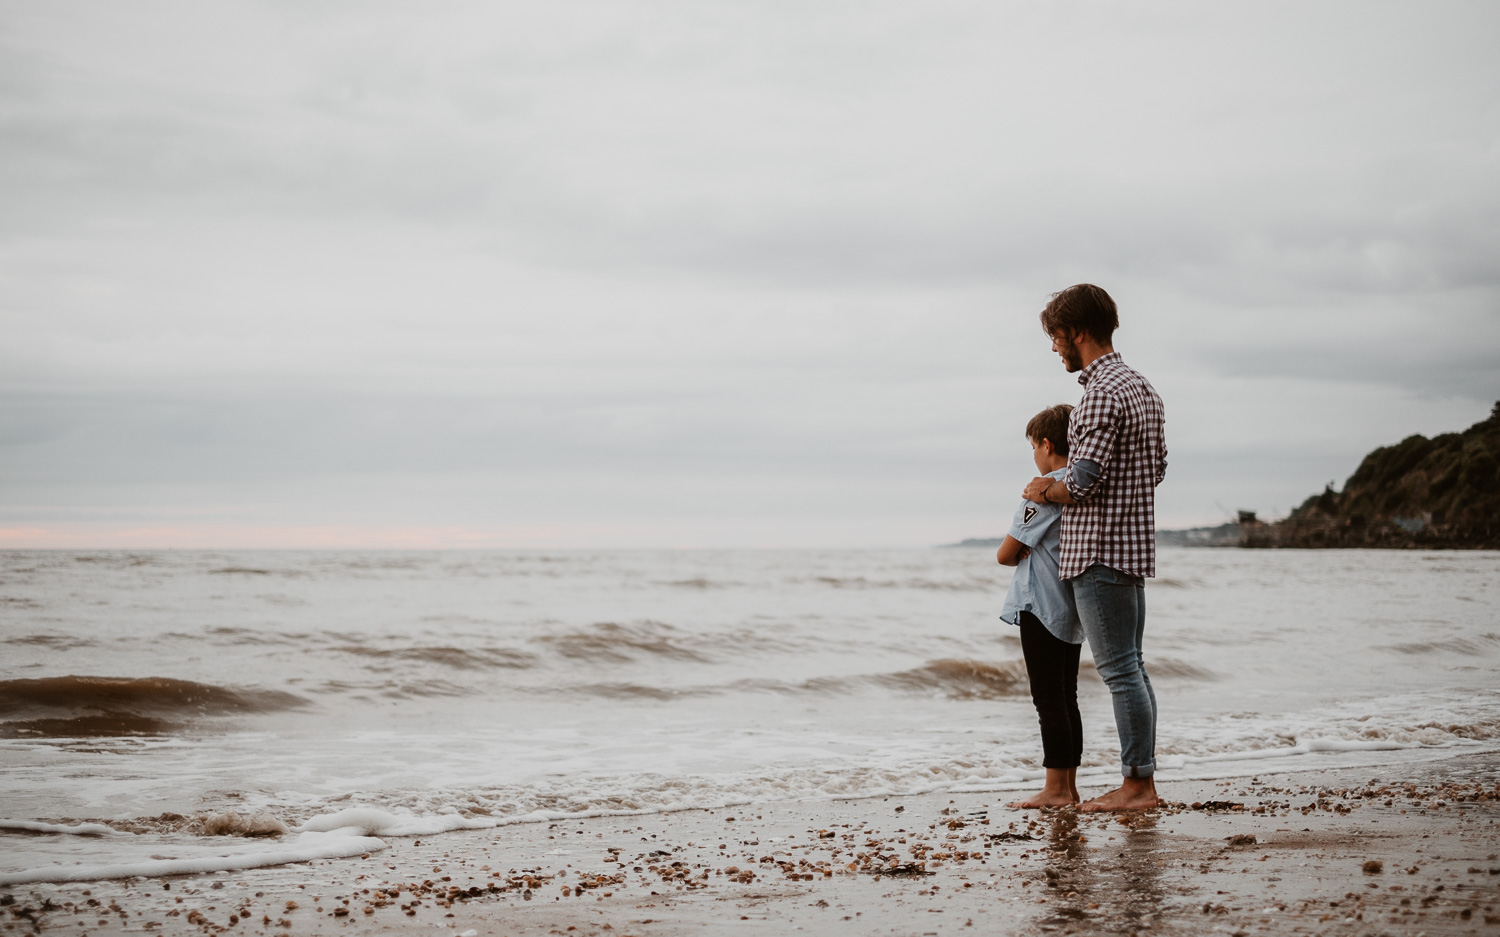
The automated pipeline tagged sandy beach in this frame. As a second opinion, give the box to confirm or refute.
[6,750,1497,937]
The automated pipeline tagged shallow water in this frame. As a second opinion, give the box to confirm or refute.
[1,547,1496,882]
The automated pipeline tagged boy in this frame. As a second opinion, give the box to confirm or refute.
[997,403,1084,808]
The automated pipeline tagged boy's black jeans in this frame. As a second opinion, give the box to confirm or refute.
[1018,610,1083,769]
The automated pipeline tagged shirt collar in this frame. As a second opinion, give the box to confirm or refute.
[1078,350,1122,386]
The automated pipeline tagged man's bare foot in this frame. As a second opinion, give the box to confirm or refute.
[1078,777,1158,812]
[1007,789,1079,809]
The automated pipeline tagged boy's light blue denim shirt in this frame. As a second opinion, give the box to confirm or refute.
[999,467,1083,644]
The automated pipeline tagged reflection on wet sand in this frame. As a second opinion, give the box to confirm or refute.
[1033,810,1167,934]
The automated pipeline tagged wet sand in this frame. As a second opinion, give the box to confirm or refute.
[5,752,1499,936]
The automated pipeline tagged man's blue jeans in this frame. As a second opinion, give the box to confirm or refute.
[1070,563,1156,778]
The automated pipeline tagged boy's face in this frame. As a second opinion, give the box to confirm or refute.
[1030,436,1054,475]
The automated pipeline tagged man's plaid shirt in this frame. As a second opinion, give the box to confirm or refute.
[1060,352,1167,579]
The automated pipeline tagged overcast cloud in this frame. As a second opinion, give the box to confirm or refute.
[2,0,1497,548]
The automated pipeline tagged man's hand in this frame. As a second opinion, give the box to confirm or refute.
[1023,476,1053,504]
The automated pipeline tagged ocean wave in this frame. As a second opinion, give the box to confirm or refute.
[338,557,427,571]
[1364,719,1500,743]
[1410,716,1500,737]
[1377,635,1500,656]
[69,554,158,568]
[1,713,189,738]
[535,622,711,663]
[203,562,309,579]
[312,678,472,700]
[536,654,1214,703]
[160,626,316,645]
[1150,577,1198,589]
[843,656,1205,700]
[2,633,95,649]
[198,626,310,646]
[808,576,996,593]
[335,645,538,671]
[74,811,291,838]
[661,577,743,589]
[566,683,701,701]
[196,812,291,837]
[1147,658,1216,680]
[0,676,309,738]
[0,676,306,715]
[874,659,1030,699]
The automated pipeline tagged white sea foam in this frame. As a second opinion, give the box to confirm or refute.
[0,831,385,886]
[0,819,118,837]
[296,807,498,837]
[1195,737,1420,760]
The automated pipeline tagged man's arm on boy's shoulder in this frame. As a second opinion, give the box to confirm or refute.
[1024,459,1105,504]
[996,535,1030,567]
[1023,475,1075,504]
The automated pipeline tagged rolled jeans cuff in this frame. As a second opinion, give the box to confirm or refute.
[1123,762,1155,779]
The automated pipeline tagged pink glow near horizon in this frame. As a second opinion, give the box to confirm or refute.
[0,521,960,550]
[0,524,586,550]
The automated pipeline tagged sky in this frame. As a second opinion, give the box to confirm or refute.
[2,0,1498,549]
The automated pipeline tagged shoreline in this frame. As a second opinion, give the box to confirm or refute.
[5,750,1498,936]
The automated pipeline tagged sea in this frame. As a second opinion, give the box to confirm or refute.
[1,547,1497,885]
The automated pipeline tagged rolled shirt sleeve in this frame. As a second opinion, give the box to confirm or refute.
[1071,459,1103,493]
[1065,393,1120,502]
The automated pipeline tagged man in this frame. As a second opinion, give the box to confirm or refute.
[1022,284,1167,812]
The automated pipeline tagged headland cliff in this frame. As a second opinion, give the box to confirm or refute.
[1245,401,1500,549]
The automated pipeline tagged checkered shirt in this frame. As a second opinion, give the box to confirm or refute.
[1059,352,1167,579]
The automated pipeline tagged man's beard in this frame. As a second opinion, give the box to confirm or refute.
[1061,345,1084,372]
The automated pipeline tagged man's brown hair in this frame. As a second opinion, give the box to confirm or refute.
[1039,283,1118,345]
[1026,403,1072,456]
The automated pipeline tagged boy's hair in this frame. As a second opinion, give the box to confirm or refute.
[1039,283,1118,345]
[1026,404,1073,456]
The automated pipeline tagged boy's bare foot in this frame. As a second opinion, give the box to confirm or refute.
[1008,768,1080,809]
[1007,790,1079,809]
[1078,777,1159,812]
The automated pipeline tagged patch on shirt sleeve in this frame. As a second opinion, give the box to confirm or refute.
[1023,505,1038,525]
